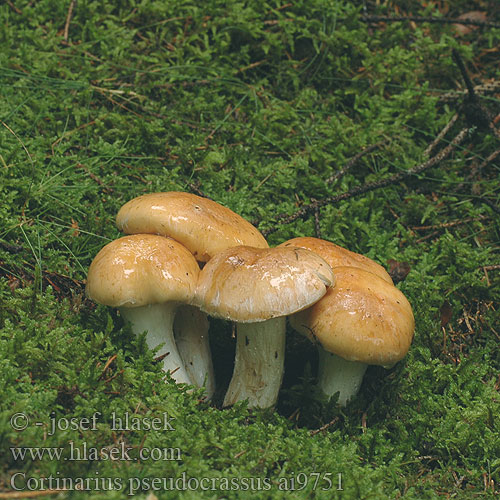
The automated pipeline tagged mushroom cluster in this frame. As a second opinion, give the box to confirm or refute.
[280,238,414,406]
[86,192,414,409]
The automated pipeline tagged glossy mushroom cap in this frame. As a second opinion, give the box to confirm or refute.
[194,245,334,322]
[86,234,200,307]
[116,192,268,262]
[290,266,414,366]
[278,237,393,284]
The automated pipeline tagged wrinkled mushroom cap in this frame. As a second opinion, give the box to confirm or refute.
[116,192,268,262]
[278,237,393,284]
[194,246,334,322]
[290,266,414,365]
[86,234,200,308]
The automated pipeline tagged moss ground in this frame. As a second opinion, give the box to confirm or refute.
[0,1,499,498]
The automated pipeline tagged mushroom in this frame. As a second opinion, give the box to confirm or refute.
[115,191,269,398]
[194,245,334,409]
[86,234,200,384]
[278,237,397,403]
[290,266,415,406]
[278,237,393,284]
[116,191,268,262]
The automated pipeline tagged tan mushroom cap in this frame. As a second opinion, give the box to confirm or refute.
[86,234,200,308]
[194,246,335,322]
[290,266,414,366]
[278,237,393,284]
[116,192,268,262]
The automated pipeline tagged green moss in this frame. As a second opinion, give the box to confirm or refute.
[0,0,499,497]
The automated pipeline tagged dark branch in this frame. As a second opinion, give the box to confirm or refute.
[452,49,495,131]
[452,49,476,99]
[481,198,500,216]
[361,15,500,29]
[262,128,470,237]
[326,140,388,185]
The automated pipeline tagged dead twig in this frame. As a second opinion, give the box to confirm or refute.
[0,260,87,301]
[476,148,500,172]
[481,198,500,215]
[186,182,214,201]
[0,240,24,254]
[310,417,339,436]
[63,0,77,43]
[326,139,388,185]
[424,114,459,157]
[313,205,322,239]
[76,163,114,193]
[452,49,496,133]
[0,490,68,499]
[92,86,144,118]
[6,1,22,14]
[411,215,490,232]
[361,15,500,30]
[263,128,470,237]
[99,354,118,380]
[439,81,500,103]
[455,147,500,194]
[483,265,500,272]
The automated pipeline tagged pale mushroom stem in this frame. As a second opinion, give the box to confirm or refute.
[119,303,192,385]
[317,348,368,406]
[174,305,215,399]
[223,317,286,409]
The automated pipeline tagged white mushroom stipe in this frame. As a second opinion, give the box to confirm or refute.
[223,317,286,409]
[317,349,368,406]
[174,305,215,398]
[120,303,191,384]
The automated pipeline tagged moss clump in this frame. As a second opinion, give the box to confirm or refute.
[1,0,499,498]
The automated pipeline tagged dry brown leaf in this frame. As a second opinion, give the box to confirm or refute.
[387,259,411,283]
[440,301,453,328]
[453,11,487,36]
[70,218,80,237]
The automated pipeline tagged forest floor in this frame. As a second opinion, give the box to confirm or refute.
[0,1,499,498]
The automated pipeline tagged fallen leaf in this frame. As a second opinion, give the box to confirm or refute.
[387,259,411,283]
[70,218,80,237]
[453,11,487,36]
[440,301,453,328]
